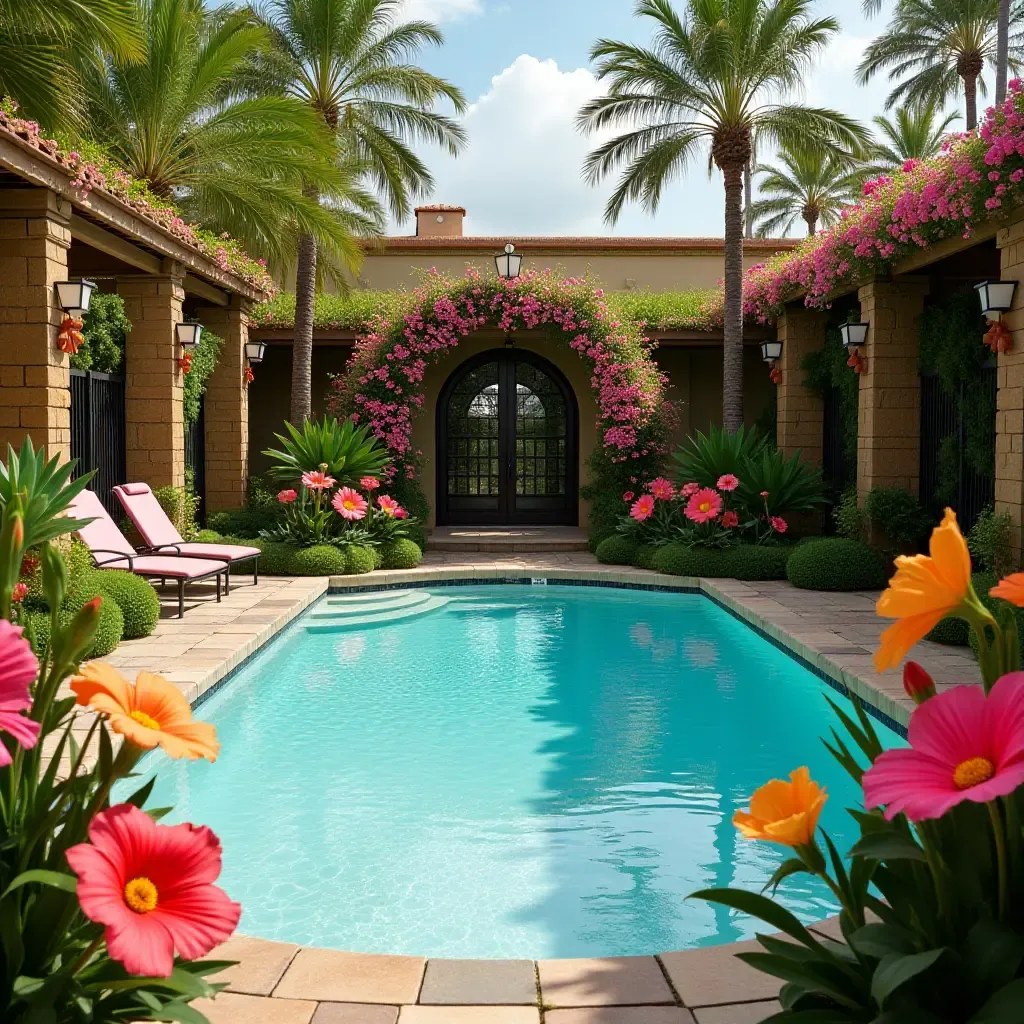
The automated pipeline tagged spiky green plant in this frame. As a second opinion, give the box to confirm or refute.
[263,416,390,484]
[868,99,961,175]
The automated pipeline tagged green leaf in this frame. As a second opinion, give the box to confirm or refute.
[2,870,77,898]
[736,952,863,1009]
[870,949,945,1005]
[126,775,157,810]
[13,976,46,996]
[849,831,927,862]
[761,1012,861,1023]
[691,888,828,953]
[764,857,809,894]
[970,978,1024,1022]
[963,919,1024,993]
[847,923,915,960]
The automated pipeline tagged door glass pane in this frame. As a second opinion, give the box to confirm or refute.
[447,362,500,496]
[515,363,566,497]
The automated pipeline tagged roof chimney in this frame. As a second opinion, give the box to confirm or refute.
[415,204,465,237]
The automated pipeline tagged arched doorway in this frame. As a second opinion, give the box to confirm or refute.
[437,349,579,525]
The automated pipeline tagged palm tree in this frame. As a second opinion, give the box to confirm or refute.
[83,0,379,274]
[578,0,868,433]
[998,0,1011,103]
[257,0,468,424]
[750,146,862,237]
[869,100,960,172]
[0,0,142,130]
[857,0,1024,132]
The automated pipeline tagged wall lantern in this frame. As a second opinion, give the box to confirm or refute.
[494,241,523,280]
[176,321,203,349]
[245,340,267,364]
[55,279,97,318]
[839,321,869,350]
[760,341,783,363]
[975,280,1018,321]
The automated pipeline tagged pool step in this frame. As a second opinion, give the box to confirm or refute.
[325,590,420,607]
[314,590,427,617]
[306,593,450,632]
[445,602,521,614]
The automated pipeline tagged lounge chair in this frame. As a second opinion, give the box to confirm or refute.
[69,489,230,618]
[113,483,260,590]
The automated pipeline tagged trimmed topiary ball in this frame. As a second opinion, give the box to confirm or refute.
[293,545,346,576]
[596,535,635,565]
[786,538,888,591]
[380,538,422,570]
[86,570,160,639]
[371,546,384,570]
[25,593,125,658]
[89,594,125,656]
[343,545,376,575]
[245,540,292,575]
[652,544,791,580]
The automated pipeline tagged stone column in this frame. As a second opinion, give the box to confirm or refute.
[996,215,1024,557]
[197,297,251,512]
[775,306,828,465]
[0,188,72,459]
[119,261,186,489]
[856,278,929,502]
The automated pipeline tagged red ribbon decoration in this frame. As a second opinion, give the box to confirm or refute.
[847,349,867,374]
[244,366,254,385]
[769,364,782,384]
[178,351,193,373]
[57,315,84,354]
[984,319,1014,354]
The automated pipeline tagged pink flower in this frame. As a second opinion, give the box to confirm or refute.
[0,620,40,766]
[770,516,788,534]
[394,506,409,519]
[377,495,400,515]
[717,474,739,492]
[680,482,700,498]
[277,489,297,504]
[12,582,27,602]
[685,488,722,523]
[630,495,656,521]
[648,477,676,501]
[721,510,739,528]
[622,491,635,503]
[301,470,335,491]
[760,491,769,498]
[863,673,1024,821]
[333,487,368,520]
[360,477,381,491]
[66,804,241,977]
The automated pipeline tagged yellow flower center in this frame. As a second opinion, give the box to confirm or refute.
[344,500,355,509]
[953,757,995,790]
[124,876,158,914]
[129,710,161,731]
[699,502,711,513]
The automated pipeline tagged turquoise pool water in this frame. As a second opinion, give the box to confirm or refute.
[127,584,901,958]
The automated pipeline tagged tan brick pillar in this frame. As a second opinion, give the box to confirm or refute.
[996,215,1024,558]
[197,298,250,511]
[776,306,828,465]
[119,262,185,489]
[856,278,929,502]
[0,188,72,459]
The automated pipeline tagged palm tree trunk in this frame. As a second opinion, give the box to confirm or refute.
[291,231,317,424]
[744,159,753,239]
[997,0,1011,105]
[964,71,979,131]
[723,163,744,433]
[804,212,818,236]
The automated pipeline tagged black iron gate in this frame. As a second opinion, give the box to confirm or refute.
[185,398,206,526]
[919,367,997,531]
[70,369,126,519]
[821,384,852,495]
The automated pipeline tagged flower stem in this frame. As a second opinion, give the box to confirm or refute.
[989,801,1009,921]
[71,936,103,976]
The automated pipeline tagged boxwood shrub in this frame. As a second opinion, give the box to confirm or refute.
[595,535,635,565]
[24,591,124,659]
[652,544,791,580]
[293,545,346,576]
[632,544,658,570]
[786,538,889,591]
[343,545,376,575]
[85,569,160,639]
[380,538,423,570]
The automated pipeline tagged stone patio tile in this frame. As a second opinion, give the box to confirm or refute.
[538,958,674,1007]
[207,935,298,996]
[312,1005,401,1024]
[193,992,317,1024]
[419,959,537,1005]
[692,1002,779,1023]
[275,949,426,1004]
[397,1008,539,1023]
[659,945,779,1008]
[546,1009,695,1023]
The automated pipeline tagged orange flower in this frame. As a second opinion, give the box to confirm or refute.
[874,508,972,672]
[990,573,1024,606]
[734,767,827,848]
[71,664,218,761]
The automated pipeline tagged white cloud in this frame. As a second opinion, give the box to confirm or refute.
[400,0,482,23]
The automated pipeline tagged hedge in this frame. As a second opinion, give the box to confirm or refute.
[293,545,346,576]
[343,546,376,575]
[595,536,635,565]
[380,538,422,570]
[205,535,419,576]
[24,592,124,659]
[84,569,160,639]
[652,543,791,580]
[786,538,889,591]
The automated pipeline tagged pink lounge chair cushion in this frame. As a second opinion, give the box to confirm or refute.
[155,542,261,561]
[69,490,135,557]
[113,484,182,548]
[99,555,229,578]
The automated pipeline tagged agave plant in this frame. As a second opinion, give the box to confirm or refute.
[672,424,769,487]
[739,447,827,518]
[262,417,390,484]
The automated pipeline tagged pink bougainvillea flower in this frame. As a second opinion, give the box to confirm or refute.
[360,477,381,491]
[648,477,676,501]
[717,474,739,492]
[301,470,335,491]
[680,482,700,498]
[377,495,400,515]
[721,510,739,528]
[770,516,788,534]
[622,491,635,503]
[277,489,297,504]
[685,488,722,523]
[66,804,241,977]
[333,487,368,520]
[631,494,656,521]
[0,620,40,766]
[863,673,1024,821]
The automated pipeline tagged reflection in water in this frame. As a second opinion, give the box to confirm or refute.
[125,586,900,958]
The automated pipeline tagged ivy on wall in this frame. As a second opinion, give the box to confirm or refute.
[183,330,223,426]
[73,293,131,373]
[801,325,858,481]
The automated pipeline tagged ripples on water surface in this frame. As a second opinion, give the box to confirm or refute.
[131,585,902,957]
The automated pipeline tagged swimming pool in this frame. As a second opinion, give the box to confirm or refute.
[128,583,901,958]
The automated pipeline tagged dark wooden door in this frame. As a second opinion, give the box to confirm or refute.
[438,350,577,525]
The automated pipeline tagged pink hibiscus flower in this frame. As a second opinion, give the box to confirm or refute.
[721,510,739,528]
[717,474,740,492]
[863,673,1024,822]
[680,482,700,498]
[66,804,241,977]
[648,477,676,501]
[770,516,788,534]
[333,487,368,520]
[0,620,40,766]
[630,494,655,521]
[360,477,381,491]
[685,488,722,523]
[277,489,297,504]
[377,495,400,515]
[301,470,335,491]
